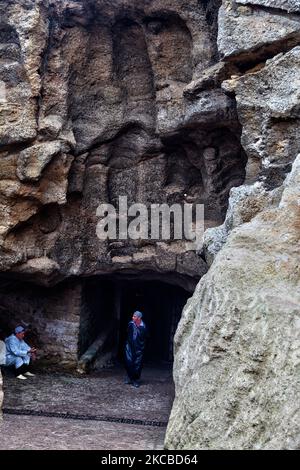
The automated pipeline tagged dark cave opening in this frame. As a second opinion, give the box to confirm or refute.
[80,278,190,368]
[0,275,191,370]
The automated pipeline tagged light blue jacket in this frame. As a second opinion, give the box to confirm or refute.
[5,334,31,368]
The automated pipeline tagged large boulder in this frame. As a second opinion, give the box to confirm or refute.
[166,0,300,450]
[165,154,300,450]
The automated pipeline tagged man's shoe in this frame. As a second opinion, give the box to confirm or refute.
[24,372,35,377]
[124,378,132,385]
[16,374,27,380]
[132,381,140,388]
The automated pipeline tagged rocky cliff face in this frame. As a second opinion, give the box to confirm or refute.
[165,0,300,450]
[0,0,245,366]
[0,0,299,447]
[0,0,247,289]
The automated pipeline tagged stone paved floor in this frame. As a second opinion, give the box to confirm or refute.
[0,365,173,450]
[0,415,166,450]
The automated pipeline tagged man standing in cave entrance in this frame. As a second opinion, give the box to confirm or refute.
[124,311,147,388]
[5,326,37,380]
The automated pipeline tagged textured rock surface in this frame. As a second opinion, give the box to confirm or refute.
[223,47,300,186]
[202,182,280,265]
[0,0,246,397]
[202,34,300,267]
[0,280,81,365]
[237,0,300,13]
[0,0,299,448]
[203,43,300,261]
[218,0,300,60]
[0,0,247,289]
[165,1,300,448]
[166,155,300,450]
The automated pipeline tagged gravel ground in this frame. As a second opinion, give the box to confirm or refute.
[0,365,173,450]
[0,415,165,450]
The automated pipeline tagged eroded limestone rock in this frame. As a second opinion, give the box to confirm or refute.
[223,46,300,186]
[16,141,65,182]
[0,0,47,145]
[218,0,300,61]
[165,0,300,450]
[0,0,246,287]
[203,182,281,265]
[0,0,299,444]
[165,155,300,450]
[237,0,300,13]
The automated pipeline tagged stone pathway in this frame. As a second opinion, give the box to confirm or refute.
[0,365,173,450]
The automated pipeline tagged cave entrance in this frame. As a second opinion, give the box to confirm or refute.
[79,278,190,370]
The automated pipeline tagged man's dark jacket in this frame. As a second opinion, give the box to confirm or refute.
[125,320,146,380]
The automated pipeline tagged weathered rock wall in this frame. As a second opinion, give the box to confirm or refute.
[0,0,245,368]
[0,280,81,365]
[0,0,246,289]
[0,0,299,442]
[165,0,300,450]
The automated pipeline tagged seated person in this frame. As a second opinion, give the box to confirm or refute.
[5,326,36,380]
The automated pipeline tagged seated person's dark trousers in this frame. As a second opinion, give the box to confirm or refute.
[15,363,31,376]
